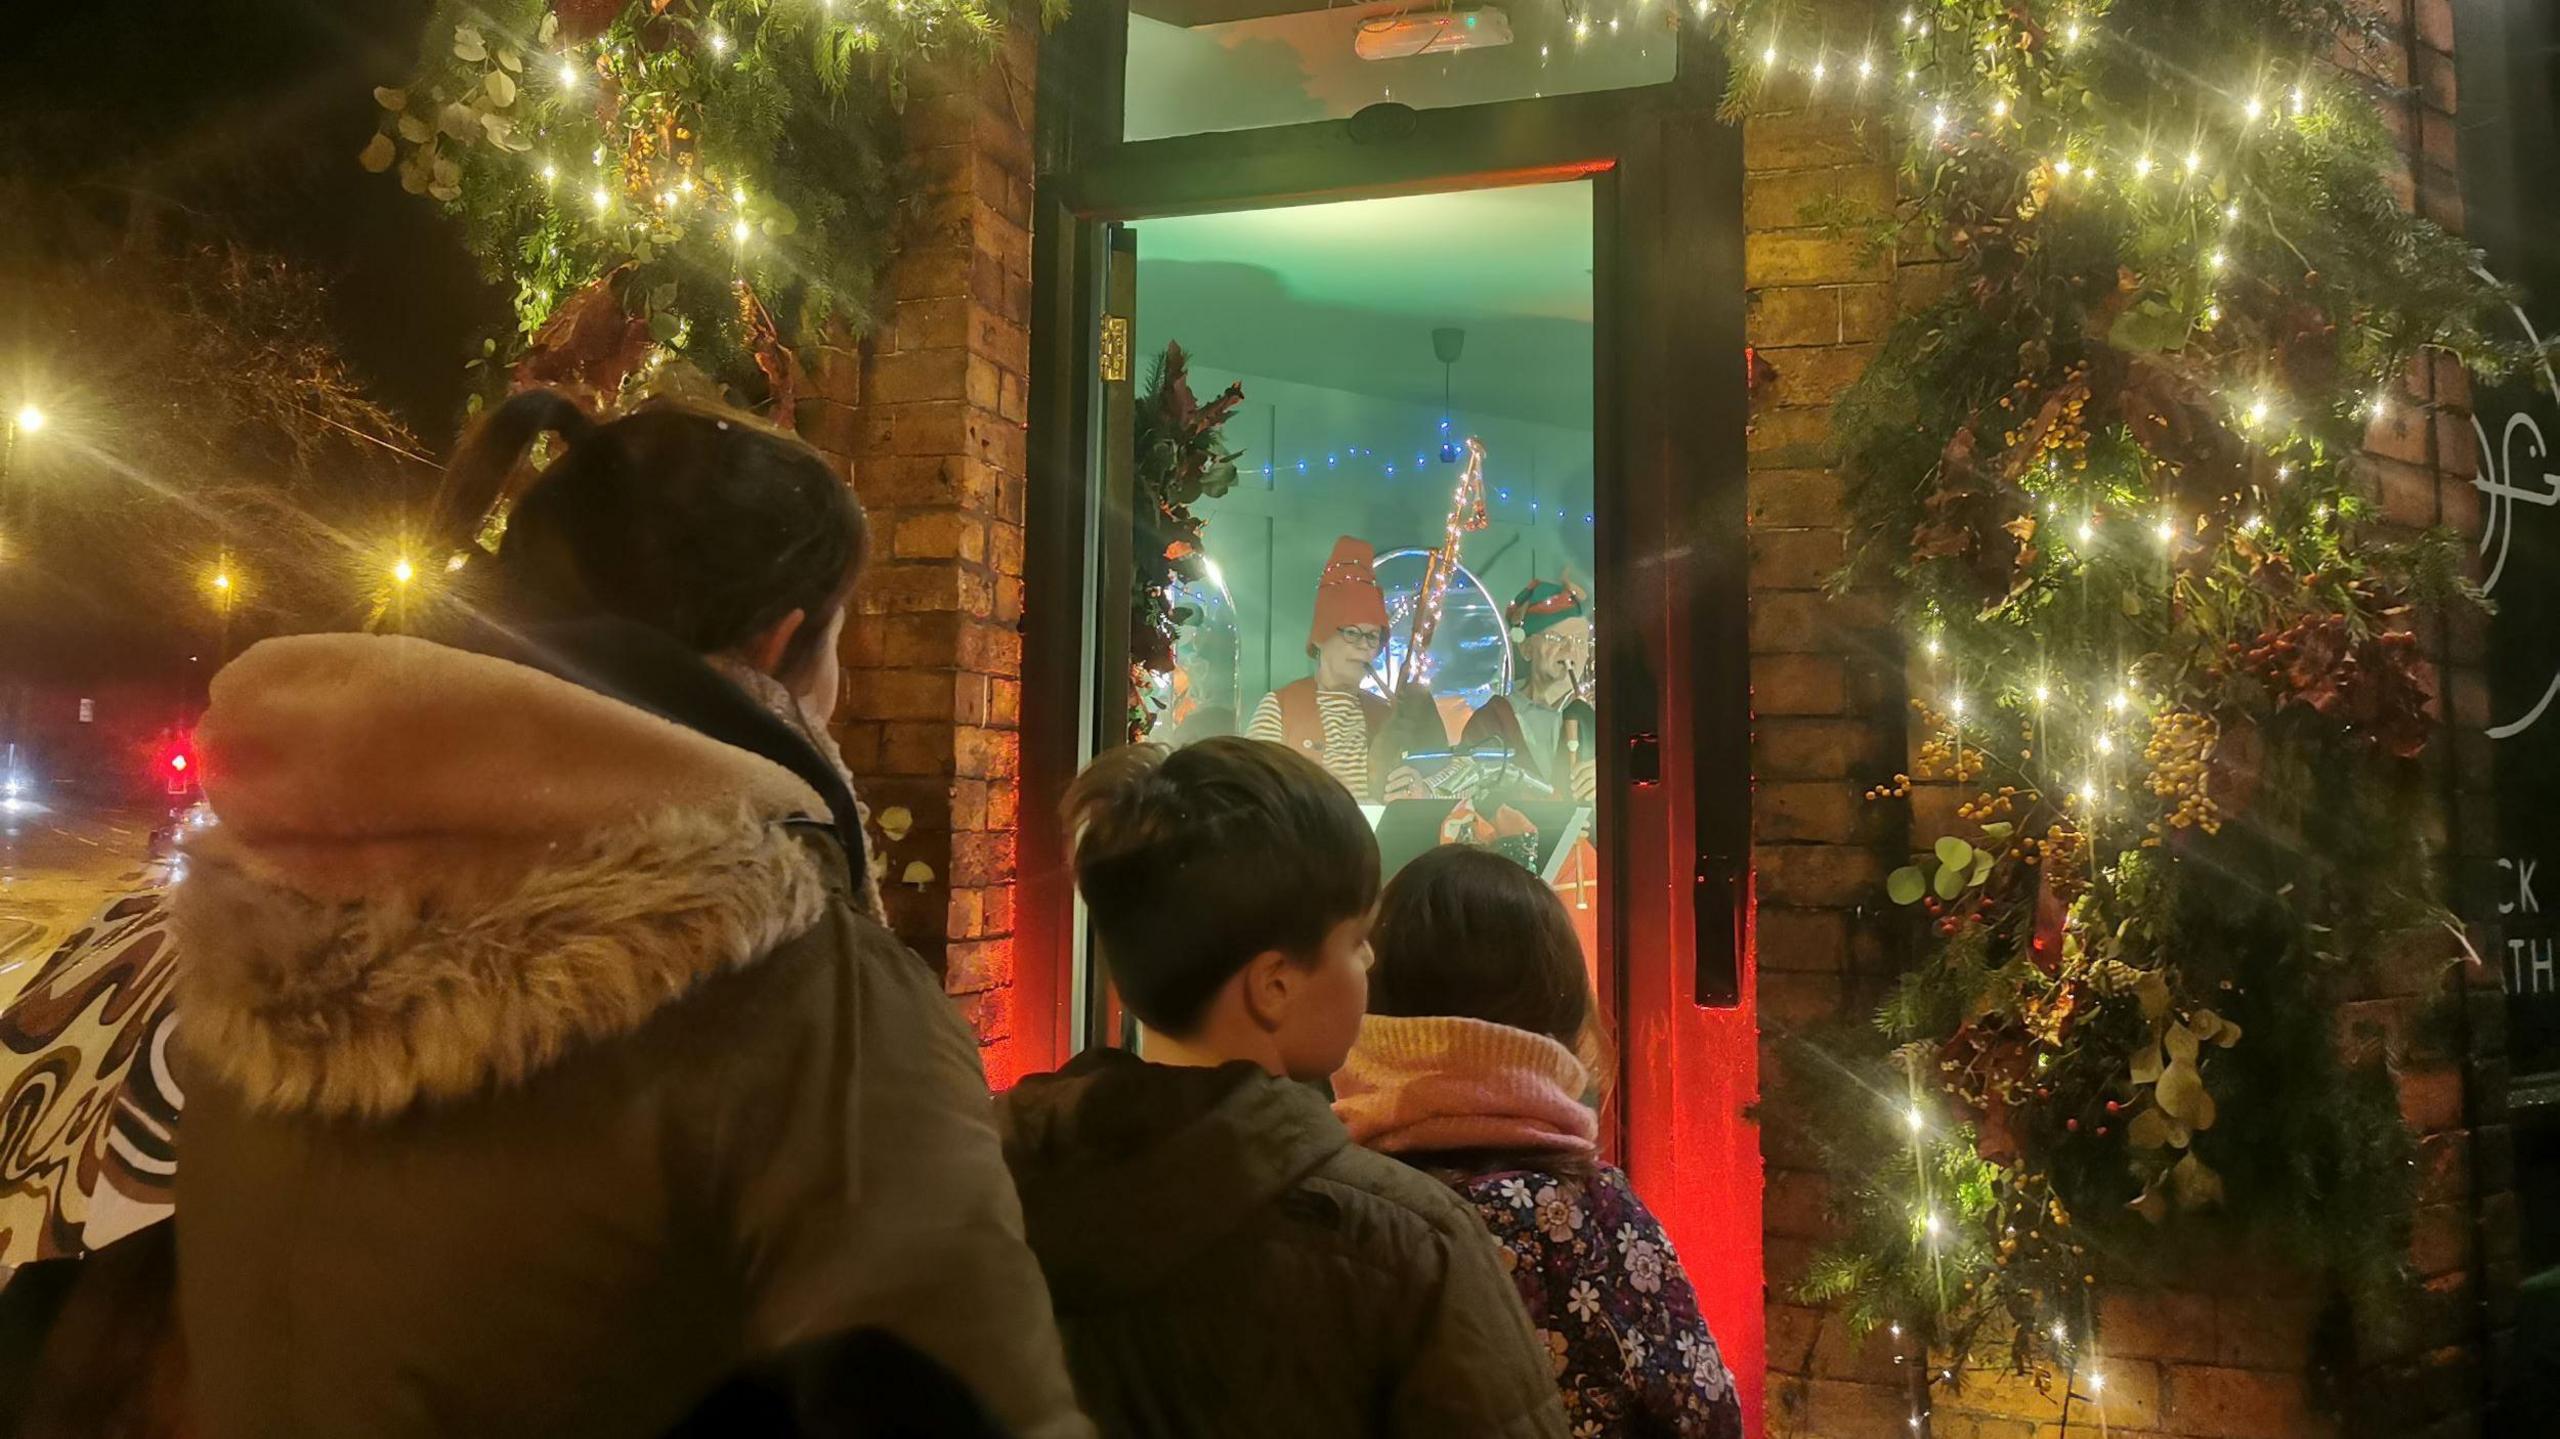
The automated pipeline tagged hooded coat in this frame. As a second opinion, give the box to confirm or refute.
[169,627,1090,1439]
[996,1048,1568,1439]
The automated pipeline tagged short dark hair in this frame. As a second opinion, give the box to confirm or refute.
[435,390,866,680]
[1064,737,1381,1036]
[1370,845,1596,1058]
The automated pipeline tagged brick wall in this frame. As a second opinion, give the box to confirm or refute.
[1752,0,2513,1432]
[1741,93,1917,1438]
[803,26,1038,1078]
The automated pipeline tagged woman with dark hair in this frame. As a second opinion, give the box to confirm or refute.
[166,392,1091,1439]
[1335,845,1742,1439]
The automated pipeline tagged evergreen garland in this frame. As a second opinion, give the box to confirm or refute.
[360,0,1056,413]
[1717,0,2527,1416]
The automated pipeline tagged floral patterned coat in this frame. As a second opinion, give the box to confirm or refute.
[1449,1162,1743,1439]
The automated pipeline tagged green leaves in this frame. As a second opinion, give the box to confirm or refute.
[1888,867,1927,905]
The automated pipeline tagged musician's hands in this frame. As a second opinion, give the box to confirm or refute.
[1384,766,1432,802]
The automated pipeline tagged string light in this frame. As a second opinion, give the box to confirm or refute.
[2055,158,2074,179]
[732,218,751,243]
[2090,1372,2107,1395]
[2079,778,2099,804]
[1901,8,1914,28]
[1859,54,1875,82]
[2097,733,2115,755]
[2052,1323,2069,1344]
[1949,693,1968,719]
[557,59,579,87]
[2368,390,2390,419]
[2185,149,2204,175]
[1762,40,1776,66]
[590,186,611,213]
[540,161,557,185]
[2209,248,2228,273]
[2244,512,2265,531]
[1926,634,1943,658]
[708,29,730,56]
[2226,200,2242,223]
[2110,688,2130,713]
[2033,682,2050,705]
[2076,517,2095,544]
[2065,21,2083,46]
[1906,1105,1927,1134]
[1992,96,2010,119]
[2157,516,2178,544]
[2244,95,2264,122]
[2290,85,2308,116]
[392,558,416,586]
[2135,154,2155,178]
[2246,395,2269,426]
[1932,107,1949,138]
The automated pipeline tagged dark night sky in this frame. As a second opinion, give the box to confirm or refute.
[1,0,509,439]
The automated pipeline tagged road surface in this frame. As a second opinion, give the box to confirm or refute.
[0,798,160,1007]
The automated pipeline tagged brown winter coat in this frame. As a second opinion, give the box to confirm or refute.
[169,632,1091,1439]
[997,1048,1569,1439]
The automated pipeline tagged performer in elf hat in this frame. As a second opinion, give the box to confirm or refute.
[1247,536,1425,801]
[1462,577,1597,805]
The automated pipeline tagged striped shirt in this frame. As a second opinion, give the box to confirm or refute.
[1247,688,1373,799]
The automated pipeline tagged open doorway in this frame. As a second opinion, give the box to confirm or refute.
[1117,179,1609,1026]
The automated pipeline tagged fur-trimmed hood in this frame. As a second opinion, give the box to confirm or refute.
[174,633,841,1121]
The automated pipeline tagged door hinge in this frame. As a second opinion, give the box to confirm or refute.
[1100,314,1131,383]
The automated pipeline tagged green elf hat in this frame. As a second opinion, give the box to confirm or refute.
[1505,578,1585,644]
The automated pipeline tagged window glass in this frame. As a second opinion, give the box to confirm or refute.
[1125,181,1602,974]
[1125,2,1676,143]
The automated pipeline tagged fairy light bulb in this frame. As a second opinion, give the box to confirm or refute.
[1859,54,1874,81]
[2244,95,2264,121]
[2135,154,2155,178]
[2076,517,2095,544]
[540,162,557,184]
[2244,512,2265,531]
[590,186,611,213]
[1811,57,1826,82]
[1924,1211,1943,1238]
[2226,200,2242,223]
[709,30,729,55]
[2097,733,2115,755]
[558,59,579,87]
[1901,8,1914,28]
[1926,634,1943,658]
[2110,688,2130,714]
[392,558,416,585]
[2052,1323,2069,1344]
[1949,693,1967,719]
[2055,158,2074,178]
[1762,40,1776,65]
[2157,516,2178,544]
[2246,395,2269,426]
[1932,107,1949,138]
[2290,85,2307,115]
[2091,1373,2107,1395]
[2079,779,2098,804]
[2209,248,2228,273]
[732,218,751,243]
[2033,683,2051,706]
[1992,96,2010,118]
[1906,1106,1926,1134]
[2185,149,2203,175]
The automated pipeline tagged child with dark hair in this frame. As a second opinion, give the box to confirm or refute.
[999,736,1568,1439]
[1336,845,1744,1439]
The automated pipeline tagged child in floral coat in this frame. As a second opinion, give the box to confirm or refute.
[1335,846,1743,1439]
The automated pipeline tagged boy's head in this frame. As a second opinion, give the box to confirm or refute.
[1064,737,1380,1080]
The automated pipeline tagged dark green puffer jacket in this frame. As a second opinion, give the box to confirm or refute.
[999,1048,1568,1439]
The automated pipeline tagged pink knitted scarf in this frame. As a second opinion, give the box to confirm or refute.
[1332,1014,1598,1159]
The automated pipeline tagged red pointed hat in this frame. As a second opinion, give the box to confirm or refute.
[1309,536,1389,646]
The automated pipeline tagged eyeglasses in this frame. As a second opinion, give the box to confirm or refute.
[1336,626,1388,650]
